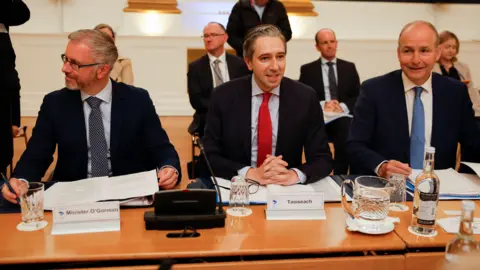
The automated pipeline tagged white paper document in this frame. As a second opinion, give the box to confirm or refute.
[324,111,352,125]
[215,176,344,204]
[437,217,480,234]
[44,170,158,210]
[407,168,480,199]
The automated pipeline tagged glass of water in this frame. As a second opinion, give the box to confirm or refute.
[226,176,252,217]
[387,174,409,212]
[18,182,48,231]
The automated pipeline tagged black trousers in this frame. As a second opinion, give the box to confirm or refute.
[325,117,351,175]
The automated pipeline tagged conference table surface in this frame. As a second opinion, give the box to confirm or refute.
[0,204,406,265]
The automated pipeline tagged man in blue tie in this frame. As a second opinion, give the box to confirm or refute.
[2,29,181,204]
[347,20,480,178]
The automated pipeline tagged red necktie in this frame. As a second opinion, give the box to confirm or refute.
[257,93,272,167]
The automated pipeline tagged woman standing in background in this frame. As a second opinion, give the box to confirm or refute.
[434,30,480,126]
[94,23,134,85]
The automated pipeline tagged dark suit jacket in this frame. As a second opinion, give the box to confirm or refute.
[13,80,182,183]
[0,0,30,169]
[348,70,480,175]
[203,76,333,183]
[299,58,360,112]
[226,0,292,57]
[187,53,249,135]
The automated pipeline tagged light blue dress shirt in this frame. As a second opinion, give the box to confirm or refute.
[80,80,112,178]
[319,57,349,114]
[237,77,307,184]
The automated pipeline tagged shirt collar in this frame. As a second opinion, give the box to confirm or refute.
[321,57,337,65]
[80,79,113,103]
[207,51,226,65]
[251,76,280,97]
[401,71,432,94]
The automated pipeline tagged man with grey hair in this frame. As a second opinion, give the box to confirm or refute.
[348,20,480,178]
[203,24,332,185]
[2,29,181,204]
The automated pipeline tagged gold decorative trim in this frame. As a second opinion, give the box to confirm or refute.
[280,0,317,17]
[124,0,181,14]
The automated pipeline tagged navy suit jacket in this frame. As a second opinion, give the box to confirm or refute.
[299,58,360,112]
[14,80,181,182]
[348,70,480,175]
[203,76,333,183]
[187,53,249,135]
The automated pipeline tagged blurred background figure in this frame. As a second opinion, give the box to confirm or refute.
[226,0,292,58]
[434,30,480,127]
[0,0,30,176]
[94,23,134,85]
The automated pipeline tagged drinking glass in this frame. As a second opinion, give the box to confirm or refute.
[226,176,252,217]
[387,174,409,211]
[17,181,48,231]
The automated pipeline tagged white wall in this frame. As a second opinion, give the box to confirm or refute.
[10,0,480,116]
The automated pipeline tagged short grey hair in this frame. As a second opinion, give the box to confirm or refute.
[398,20,439,47]
[68,29,118,68]
[243,24,286,60]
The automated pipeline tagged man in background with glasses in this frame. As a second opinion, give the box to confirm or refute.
[2,29,181,204]
[187,22,249,138]
[203,25,332,186]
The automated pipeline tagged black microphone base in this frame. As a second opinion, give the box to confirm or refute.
[144,210,226,230]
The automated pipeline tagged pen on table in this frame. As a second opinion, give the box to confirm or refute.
[1,173,20,204]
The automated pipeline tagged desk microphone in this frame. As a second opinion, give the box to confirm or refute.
[196,138,225,214]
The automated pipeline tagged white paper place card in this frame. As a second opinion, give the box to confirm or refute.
[267,192,324,210]
[51,201,120,235]
[437,217,480,234]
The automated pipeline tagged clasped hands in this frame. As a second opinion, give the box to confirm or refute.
[324,100,344,113]
[246,155,299,186]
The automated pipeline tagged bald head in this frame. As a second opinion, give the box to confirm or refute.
[398,20,439,47]
[315,28,336,45]
[315,28,337,61]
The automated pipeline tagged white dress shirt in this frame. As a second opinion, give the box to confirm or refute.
[80,80,113,178]
[375,72,433,174]
[237,76,307,184]
[207,52,230,88]
[319,57,349,114]
[252,3,266,19]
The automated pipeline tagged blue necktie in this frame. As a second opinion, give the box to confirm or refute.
[86,97,109,177]
[410,86,425,169]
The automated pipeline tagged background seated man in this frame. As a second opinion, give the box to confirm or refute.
[203,24,332,186]
[299,28,360,175]
[2,29,181,204]
[187,22,249,137]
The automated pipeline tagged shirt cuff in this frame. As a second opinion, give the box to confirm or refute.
[237,166,251,178]
[291,168,307,184]
[320,100,326,110]
[374,160,388,176]
[159,165,179,175]
[339,102,350,114]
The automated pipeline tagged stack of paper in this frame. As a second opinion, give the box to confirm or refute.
[324,111,352,125]
[216,176,345,204]
[406,164,480,200]
[437,216,480,234]
[44,170,159,210]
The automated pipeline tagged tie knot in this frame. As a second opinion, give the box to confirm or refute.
[414,86,423,98]
[326,62,334,67]
[262,92,272,102]
[86,96,102,109]
[213,59,221,65]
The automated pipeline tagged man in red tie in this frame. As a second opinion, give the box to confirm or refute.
[203,24,332,185]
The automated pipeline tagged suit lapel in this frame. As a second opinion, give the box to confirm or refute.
[430,74,446,149]
[276,79,291,156]
[69,90,89,177]
[201,55,214,91]
[239,77,253,160]
[315,59,325,95]
[110,80,125,164]
[336,59,344,99]
[391,71,410,155]
[226,54,238,79]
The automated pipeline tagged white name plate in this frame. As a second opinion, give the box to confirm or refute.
[51,201,120,235]
[267,192,324,210]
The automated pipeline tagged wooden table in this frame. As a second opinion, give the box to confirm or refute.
[391,201,480,270]
[0,204,406,269]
